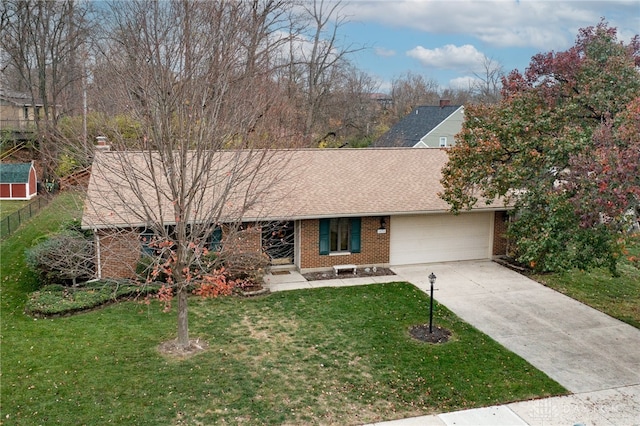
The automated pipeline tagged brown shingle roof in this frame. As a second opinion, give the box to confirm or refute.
[82,148,503,229]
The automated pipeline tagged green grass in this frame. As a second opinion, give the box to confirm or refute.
[0,199,32,218]
[1,192,567,424]
[532,235,640,329]
[1,191,85,314]
[0,199,37,238]
[2,285,566,425]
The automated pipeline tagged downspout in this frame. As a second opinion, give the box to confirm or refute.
[94,229,102,279]
[489,212,495,259]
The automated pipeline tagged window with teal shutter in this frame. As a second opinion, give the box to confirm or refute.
[350,217,361,253]
[319,219,330,255]
[140,229,155,256]
[319,217,361,255]
[208,226,223,251]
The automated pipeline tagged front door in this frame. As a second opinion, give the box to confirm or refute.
[263,221,295,265]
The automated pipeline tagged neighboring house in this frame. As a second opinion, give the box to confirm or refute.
[369,93,393,110]
[82,148,508,279]
[0,161,38,200]
[375,101,464,148]
[0,89,45,131]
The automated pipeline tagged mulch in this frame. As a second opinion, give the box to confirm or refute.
[302,267,395,281]
[408,324,452,344]
[157,338,210,359]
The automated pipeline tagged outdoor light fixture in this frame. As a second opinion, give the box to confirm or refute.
[429,272,436,285]
[377,217,387,233]
[428,272,437,333]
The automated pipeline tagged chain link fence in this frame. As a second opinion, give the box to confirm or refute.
[0,196,52,239]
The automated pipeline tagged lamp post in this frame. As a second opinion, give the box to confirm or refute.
[428,272,437,333]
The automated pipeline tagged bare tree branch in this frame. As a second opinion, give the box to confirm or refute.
[84,0,297,349]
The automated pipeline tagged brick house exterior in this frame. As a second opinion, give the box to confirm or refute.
[96,213,508,279]
[96,229,141,279]
[96,224,264,279]
[492,211,509,257]
[83,148,511,280]
[298,216,390,270]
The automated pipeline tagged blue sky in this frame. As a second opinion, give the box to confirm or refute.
[335,0,640,93]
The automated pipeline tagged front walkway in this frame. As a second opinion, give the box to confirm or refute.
[264,260,640,426]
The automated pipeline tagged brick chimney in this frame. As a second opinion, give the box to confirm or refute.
[439,99,451,108]
[95,136,110,151]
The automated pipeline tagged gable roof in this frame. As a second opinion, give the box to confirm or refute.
[82,148,503,229]
[374,105,463,147]
[0,89,44,107]
[0,162,34,184]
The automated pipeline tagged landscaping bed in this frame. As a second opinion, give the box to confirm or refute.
[303,266,395,281]
[25,281,159,317]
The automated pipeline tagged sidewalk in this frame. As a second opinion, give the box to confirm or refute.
[264,262,640,426]
[368,386,640,426]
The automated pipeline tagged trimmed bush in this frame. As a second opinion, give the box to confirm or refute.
[25,230,95,286]
[218,249,270,283]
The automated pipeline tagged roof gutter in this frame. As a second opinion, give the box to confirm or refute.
[82,205,512,230]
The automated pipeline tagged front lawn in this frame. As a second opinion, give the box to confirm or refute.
[2,284,566,425]
[1,191,567,424]
[532,235,640,329]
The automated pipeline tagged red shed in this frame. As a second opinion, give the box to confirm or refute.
[0,161,38,200]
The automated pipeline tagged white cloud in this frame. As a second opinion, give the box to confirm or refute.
[448,76,480,90]
[343,0,638,51]
[271,30,339,65]
[377,79,393,94]
[407,44,485,70]
[374,47,396,57]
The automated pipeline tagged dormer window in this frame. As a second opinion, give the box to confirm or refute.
[439,137,447,147]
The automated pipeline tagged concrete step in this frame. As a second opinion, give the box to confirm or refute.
[270,264,297,273]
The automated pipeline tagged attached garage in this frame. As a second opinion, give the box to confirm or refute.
[389,212,493,265]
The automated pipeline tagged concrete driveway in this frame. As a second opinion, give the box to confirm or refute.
[391,260,640,394]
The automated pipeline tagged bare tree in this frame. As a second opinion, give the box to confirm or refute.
[439,86,473,105]
[84,0,294,351]
[241,0,294,77]
[318,64,381,146]
[471,55,503,103]
[390,71,440,119]
[1,0,90,174]
[286,0,364,145]
[25,230,94,287]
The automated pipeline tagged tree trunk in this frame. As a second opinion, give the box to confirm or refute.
[176,287,189,348]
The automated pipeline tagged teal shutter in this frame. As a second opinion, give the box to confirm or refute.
[140,229,155,256]
[209,227,222,251]
[350,217,361,253]
[319,219,330,255]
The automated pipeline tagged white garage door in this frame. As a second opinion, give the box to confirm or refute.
[390,212,492,265]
